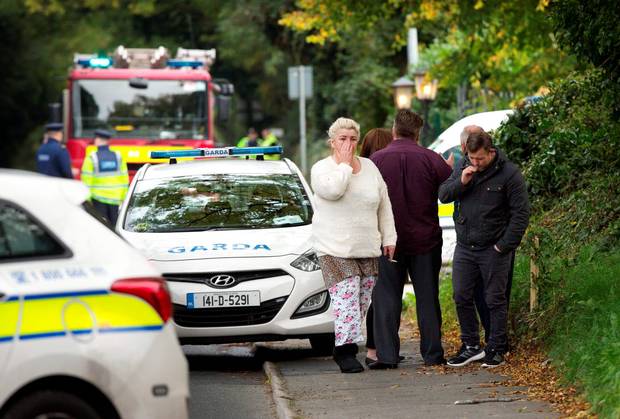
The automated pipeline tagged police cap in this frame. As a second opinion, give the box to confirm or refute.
[94,129,113,139]
[45,122,63,132]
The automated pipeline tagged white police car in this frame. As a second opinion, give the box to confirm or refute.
[0,170,188,419]
[117,147,334,352]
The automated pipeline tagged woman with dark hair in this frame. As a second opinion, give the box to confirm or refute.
[358,128,397,367]
[359,128,393,159]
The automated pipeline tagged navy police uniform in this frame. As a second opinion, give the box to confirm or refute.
[36,123,73,179]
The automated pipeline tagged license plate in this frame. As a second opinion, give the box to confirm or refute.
[186,291,260,309]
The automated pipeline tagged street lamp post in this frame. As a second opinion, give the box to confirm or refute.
[392,73,438,144]
[415,71,437,142]
[414,70,438,145]
[391,76,415,110]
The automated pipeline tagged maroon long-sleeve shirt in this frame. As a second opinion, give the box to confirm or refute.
[371,138,452,255]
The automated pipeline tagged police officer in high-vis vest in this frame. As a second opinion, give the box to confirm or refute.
[236,127,259,148]
[36,123,73,178]
[81,129,129,225]
[260,128,280,160]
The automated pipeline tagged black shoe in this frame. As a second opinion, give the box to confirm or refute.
[364,357,377,366]
[333,344,364,373]
[334,355,364,373]
[367,361,398,370]
[481,349,504,368]
[424,357,447,366]
[447,344,485,367]
[365,355,405,366]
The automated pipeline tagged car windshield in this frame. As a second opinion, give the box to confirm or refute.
[124,174,313,232]
[72,79,208,140]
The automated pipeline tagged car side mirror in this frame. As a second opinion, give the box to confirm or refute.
[216,95,231,123]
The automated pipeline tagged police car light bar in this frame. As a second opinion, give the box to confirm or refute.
[167,59,203,69]
[150,146,283,159]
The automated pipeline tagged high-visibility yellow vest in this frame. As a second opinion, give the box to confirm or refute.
[81,147,129,206]
[260,134,280,160]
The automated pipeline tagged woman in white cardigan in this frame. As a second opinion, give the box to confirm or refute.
[311,117,397,373]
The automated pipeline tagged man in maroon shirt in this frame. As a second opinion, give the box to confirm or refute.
[369,109,452,368]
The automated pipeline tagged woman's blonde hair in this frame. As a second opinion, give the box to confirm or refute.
[327,117,360,140]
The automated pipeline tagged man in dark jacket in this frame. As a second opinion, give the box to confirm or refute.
[370,109,452,368]
[36,123,73,179]
[439,129,529,368]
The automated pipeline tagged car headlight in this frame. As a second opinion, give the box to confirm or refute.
[291,291,330,318]
[290,250,321,272]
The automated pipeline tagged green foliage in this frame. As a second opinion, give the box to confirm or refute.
[551,0,620,85]
[402,271,459,332]
[546,249,620,419]
[509,248,620,418]
[496,69,620,200]
[497,63,620,416]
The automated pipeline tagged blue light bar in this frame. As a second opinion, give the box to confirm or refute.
[150,146,283,159]
[230,146,282,156]
[167,59,203,69]
[77,57,112,68]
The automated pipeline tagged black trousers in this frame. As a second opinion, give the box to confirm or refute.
[92,200,119,226]
[453,244,513,352]
[474,251,515,343]
[370,243,444,365]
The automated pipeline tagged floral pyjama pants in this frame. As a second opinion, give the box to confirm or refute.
[328,275,376,346]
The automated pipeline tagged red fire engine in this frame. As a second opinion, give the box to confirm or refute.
[57,46,233,179]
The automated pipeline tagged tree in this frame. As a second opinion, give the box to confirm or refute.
[280,0,575,117]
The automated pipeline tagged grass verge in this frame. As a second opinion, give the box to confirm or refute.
[403,248,620,417]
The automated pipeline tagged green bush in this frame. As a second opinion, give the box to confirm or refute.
[497,70,620,201]
[496,66,620,417]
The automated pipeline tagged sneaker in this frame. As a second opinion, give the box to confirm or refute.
[481,349,504,368]
[447,344,485,367]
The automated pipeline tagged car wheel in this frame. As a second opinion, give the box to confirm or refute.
[4,390,103,419]
[309,333,335,356]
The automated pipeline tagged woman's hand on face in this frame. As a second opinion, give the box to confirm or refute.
[383,245,396,261]
[333,139,355,166]
[331,128,358,166]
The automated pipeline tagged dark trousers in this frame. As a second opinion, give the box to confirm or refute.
[371,243,444,365]
[366,302,376,349]
[474,251,515,343]
[92,200,119,226]
[453,244,513,352]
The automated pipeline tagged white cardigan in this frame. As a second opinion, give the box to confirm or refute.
[311,156,397,258]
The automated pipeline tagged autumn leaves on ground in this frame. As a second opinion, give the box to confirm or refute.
[402,283,594,418]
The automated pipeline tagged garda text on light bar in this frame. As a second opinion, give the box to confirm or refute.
[149,146,282,160]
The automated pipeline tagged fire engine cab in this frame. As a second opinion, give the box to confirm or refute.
[54,46,234,179]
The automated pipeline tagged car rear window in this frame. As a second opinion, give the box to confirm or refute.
[123,174,313,232]
[0,202,67,261]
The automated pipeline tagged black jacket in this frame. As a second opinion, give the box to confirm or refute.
[36,138,73,179]
[438,149,530,252]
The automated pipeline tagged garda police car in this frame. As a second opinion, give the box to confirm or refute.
[117,147,334,352]
[0,170,188,419]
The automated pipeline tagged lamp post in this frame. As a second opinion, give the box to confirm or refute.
[391,76,415,110]
[414,70,438,145]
